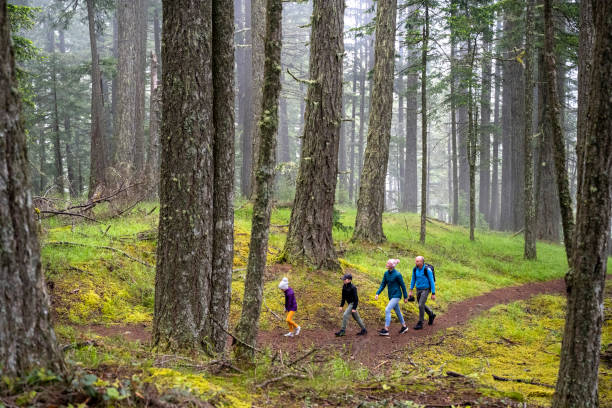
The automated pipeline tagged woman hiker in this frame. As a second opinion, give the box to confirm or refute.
[375,259,409,336]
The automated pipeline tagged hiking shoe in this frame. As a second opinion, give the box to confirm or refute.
[378,329,390,336]
[413,321,424,330]
[335,330,346,337]
[399,326,409,334]
[295,326,301,336]
[283,331,294,337]
[428,313,436,326]
[357,328,367,336]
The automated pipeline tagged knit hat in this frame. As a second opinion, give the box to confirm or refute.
[386,259,400,269]
[278,277,289,290]
[341,273,353,281]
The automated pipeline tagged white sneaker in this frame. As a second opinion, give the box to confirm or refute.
[284,331,294,337]
[295,326,301,336]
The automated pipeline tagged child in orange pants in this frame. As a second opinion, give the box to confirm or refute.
[279,277,300,337]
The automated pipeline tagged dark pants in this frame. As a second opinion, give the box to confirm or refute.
[417,289,433,322]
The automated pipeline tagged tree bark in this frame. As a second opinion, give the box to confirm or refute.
[284,0,343,269]
[46,26,65,196]
[404,65,418,213]
[133,0,147,176]
[114,0,144,185]
[419,2,429,244]
[523,0,536,259]
[466,38,476,242]
[553,1,612,405]
[249,0,266,197]
[490,16,501,229]
[450,41,459,224]
[348,43,358,203]
[479,28,492,224]
[154,0,234,354]
[86,0,108,197]
[145,51,160,195]
[210,0,236,353]
[234,0,282,362]
[0,0,65,376]
[353,0,397,243]
[277,87,290,163]
[239,0,253,197]
[543,0,574,263]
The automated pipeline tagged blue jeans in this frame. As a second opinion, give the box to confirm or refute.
[385,297,405,327]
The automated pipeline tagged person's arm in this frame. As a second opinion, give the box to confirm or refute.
[427,268,435,294]
[352,286,359,310]
[376,274,387,296]
[410,269,416,291]
[399,274,408,299]
[340,287,346,307]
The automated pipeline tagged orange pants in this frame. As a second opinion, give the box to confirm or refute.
[286,311,298,330]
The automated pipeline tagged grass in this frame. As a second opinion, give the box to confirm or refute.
[35,201,612,407]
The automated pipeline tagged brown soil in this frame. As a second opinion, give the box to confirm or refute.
[80,276,582,367]
[256,277,571,367]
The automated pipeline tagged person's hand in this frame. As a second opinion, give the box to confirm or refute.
[352,309,357,313]
[375,294,379,300]
[431,294,436,301]
[403,298,408,303]
[408,290,413,297]
[338,307,343,312]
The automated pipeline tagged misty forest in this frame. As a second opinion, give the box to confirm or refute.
[1,0,611,406]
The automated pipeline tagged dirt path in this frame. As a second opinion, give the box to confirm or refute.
[81,276,587,367]
[256,277,573,366]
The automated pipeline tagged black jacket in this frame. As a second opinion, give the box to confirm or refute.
[340,283,359,309]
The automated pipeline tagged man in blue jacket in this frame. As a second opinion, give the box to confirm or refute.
[408,256,436,330]
[375,259,409,336]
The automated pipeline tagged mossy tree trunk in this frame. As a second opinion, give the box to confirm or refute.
[0,0,65,376]
[466,38,476,242]
[553,1,612,405]
[353,0,397,243]
[479,28,492,224]
[154,0,235,355]
[523,0,536,260]
[145,51,160,195]
[450,40,459,224]
[419,1,429,244]
[543,0,574,263]
[234,0,282,362]
[86,0,108,197]
[284,0,344,270]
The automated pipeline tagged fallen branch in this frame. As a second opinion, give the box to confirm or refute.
[286,68,316,85]
[40,210,100,223]
[44,241,153,268]
[211,318,262,354]
[511,228,525,238]
[287,348,317,367]
[492,374,554,388]
[263,298,282,321]
[446,370,466,378]
[256,373,307,388]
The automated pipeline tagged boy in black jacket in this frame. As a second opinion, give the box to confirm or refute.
[335,273,367,336]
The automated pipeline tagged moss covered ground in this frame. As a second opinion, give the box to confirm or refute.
[22,202,610,407]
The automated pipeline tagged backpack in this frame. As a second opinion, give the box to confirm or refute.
[413,263,435,282]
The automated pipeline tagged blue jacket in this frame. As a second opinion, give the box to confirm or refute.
[376,269,408,300]
[410,266,435,294]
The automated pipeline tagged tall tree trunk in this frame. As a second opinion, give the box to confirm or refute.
[405,62,418,213]
[47,26,65,196]
[543,0,574,263]
[38,130,46,193]
[553,1,611,405]
[153,7,161,79]
[249,0,266,197]
[536,46,561,241]
[450,42,459,224]
[234,0,282,362]
[210,0,236,353]
[490,18,501,229]
[0,0,65,376]
[154,0,234,354]
[111,14,117,148]
[357,39,367,189]
[419,2,429,244]
[239,0,253,197]
[353,0,397,243]
[277,88,290,163]
[86,0,108,197]
[59,31,76,197]
[466,39,476,242]
[348,43,357,203]
[284,0,343,269]
[396,74,405,210]
[523,0,536,259]
[114,0,142,185]
[479,28,492,224]
[133,0,148,176]
[145,51,160,195]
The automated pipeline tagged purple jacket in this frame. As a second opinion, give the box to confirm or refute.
[284,287,298,312]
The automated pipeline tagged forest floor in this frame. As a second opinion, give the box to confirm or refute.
[3,200,610,407]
